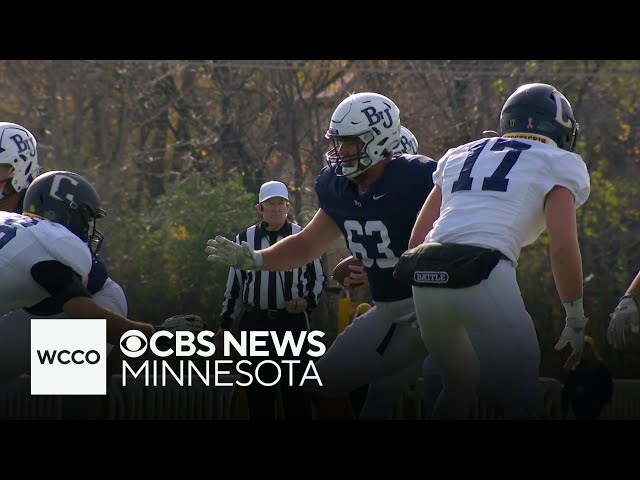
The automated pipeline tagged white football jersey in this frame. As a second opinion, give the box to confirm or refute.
[0,211,92,313]
[426,137,590,267]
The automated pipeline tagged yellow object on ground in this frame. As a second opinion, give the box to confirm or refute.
[337,290,352,333]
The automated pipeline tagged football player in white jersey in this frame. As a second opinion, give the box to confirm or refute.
[0,170,201,387]
[0,123,128,386]
[408,83,590,419]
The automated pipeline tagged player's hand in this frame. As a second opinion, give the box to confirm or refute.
[607,296,640,350]
[205,235,262,270]
[555,315,588,371]
[343,264,368,289]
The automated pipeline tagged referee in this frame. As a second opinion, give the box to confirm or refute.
[218,180,326,420]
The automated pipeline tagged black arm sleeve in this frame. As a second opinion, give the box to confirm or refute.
[87,255,109,294]
[30,260,92,306]
[24,297,64,316]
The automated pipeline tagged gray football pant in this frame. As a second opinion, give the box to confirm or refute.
[307,296,428,419]
[413,260,543,420]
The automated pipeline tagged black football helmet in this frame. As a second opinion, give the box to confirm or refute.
[22,170,106,255]
[500,83,579,152]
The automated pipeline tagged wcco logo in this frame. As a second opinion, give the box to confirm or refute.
[31,319,106,395]
[37,349,101,365]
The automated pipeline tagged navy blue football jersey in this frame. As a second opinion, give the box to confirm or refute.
[316,154,437,302]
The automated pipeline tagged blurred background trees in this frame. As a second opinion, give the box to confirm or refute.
[3,59,639,378]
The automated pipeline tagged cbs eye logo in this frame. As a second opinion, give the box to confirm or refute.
[120,330,148,358]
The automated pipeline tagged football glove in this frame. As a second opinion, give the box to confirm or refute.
[555,315,588,371]
[607,295,640,350]
[205,235,262,270]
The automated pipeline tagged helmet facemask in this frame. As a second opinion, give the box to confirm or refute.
[0,166,16,200]
[325,133,375,178]
[565,118,579,152]
[80,205,106,257]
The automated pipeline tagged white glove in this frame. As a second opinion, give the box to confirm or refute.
[607,296,640,350]
[205,235,263,270]
[555,315,588,371]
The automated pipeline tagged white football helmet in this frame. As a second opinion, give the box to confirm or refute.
[0,122,39,199]
[325,92,401,178]
[395,126,419,154]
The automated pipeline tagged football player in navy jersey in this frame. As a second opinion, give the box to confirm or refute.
[398,125,419,155]
[0,122,39,214]
[342,124,443,419]
[206,92,438,418]
[341,125,421,292]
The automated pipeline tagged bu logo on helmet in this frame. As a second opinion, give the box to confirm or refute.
[362,106,393,128]
[9,133,36,158]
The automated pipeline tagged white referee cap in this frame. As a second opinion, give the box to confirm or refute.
[259,181,289,203]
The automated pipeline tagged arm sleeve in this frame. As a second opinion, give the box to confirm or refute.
[87,254,109,294]
[30,260,92,305]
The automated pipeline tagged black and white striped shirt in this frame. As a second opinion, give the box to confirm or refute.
[220,221,325,326]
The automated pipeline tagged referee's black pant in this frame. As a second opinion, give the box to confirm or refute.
[239,308,312,420]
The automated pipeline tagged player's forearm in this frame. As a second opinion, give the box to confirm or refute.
[544,186,583,303]
[261,208,341,271]
[63,296,154,344]
[549,241,583,302]
[626,270,640,297]
[261,232,324,271]
[409,186,442,249]
[409,214,433,249]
